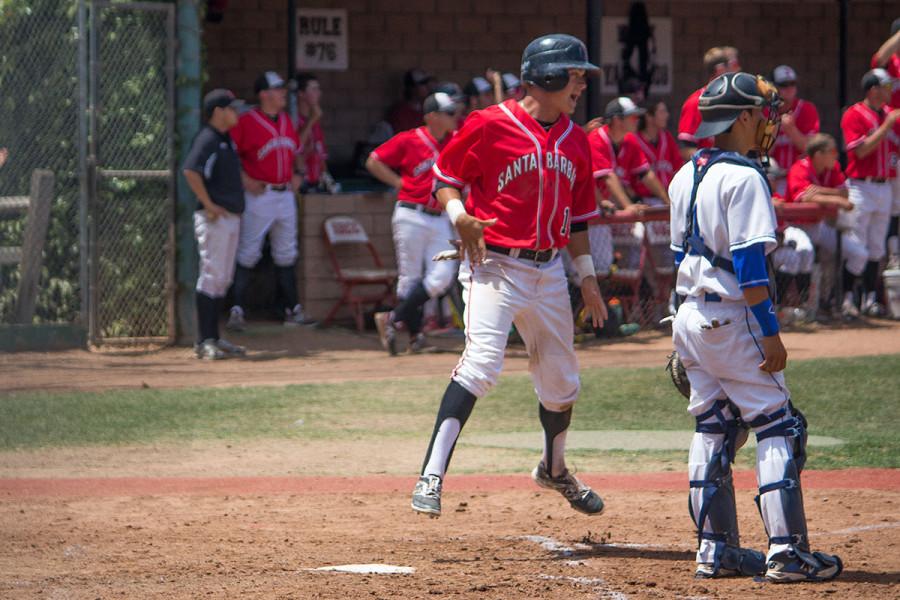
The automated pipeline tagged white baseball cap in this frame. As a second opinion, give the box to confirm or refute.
[772,65,797,86]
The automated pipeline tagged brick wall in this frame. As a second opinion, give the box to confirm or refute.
[204,0,896,165]
[299,192,397,321]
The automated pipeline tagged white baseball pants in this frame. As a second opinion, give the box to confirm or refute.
[391,204,458,299]
[451,252,580,409]
[846,180,892,262]
[194,210,241,298]
[236,188,298,268]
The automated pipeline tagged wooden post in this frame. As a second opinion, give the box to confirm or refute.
[14,170,55,324]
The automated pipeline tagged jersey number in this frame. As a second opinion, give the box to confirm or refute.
[560,207,570,236]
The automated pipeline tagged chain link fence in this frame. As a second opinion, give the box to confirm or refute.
[0,1,83,325]
[0,0,175,343]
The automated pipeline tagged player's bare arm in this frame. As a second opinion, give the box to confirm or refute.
[568,230,608,328]
[873,27,900,67]
[183,170,226,220]
[435,186,496,265]
[364,155,403,189]
[603,172,641,212]
[802,186,853,210]
[640,169,671,205]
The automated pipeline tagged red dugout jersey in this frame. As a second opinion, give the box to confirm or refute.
[631,128,683,197]
[677,86,714,150]
[841,101,894,179]
[295,115,327,185]
[372,126,453,209]
[771,99,820,170]
[872,53,900,109]
[432,99,598,250]
[588,125,650,198]
[230,108,299,185]
[785,157,847,203]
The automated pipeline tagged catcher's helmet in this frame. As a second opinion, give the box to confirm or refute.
[695,72,781,138]
[521,34,599,92]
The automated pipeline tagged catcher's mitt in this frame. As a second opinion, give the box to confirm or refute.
[666,351,691,399]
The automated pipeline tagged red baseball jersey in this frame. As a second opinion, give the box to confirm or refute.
[771,99,820,170]
[785,157,847,203]
[841,101,893,179]
[230,108,299,185]
[372,126,454,209]
[631,128,683,197]
[588,125,650,199]
[295,115,328,185]
[677,86,714,150]
[432,99,597,250]
[871,52,900,109]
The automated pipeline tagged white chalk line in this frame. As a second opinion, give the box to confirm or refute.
[538,575,628,600]
[824,521,900,535]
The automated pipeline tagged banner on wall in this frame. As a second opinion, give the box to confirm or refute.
[295,8,348,71]
[599,16,672,96]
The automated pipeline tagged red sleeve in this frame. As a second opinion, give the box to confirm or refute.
[785,162,810,202]
[571,134,599,222]
[588,131,613,178]
[371,132,407,170]
[797,102,820,135]
[677,95,701,143]
[842,108,868,151]
[433,111,484,188]
[871,52,882,69]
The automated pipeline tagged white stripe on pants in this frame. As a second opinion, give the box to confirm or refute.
[391,204,458,298]
[452,252,580,408]
[194,210,241,298]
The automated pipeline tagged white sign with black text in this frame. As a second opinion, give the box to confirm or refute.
[296,8,348,71]
[599,17,672,95]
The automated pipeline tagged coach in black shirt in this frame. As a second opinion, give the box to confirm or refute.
[183,89,247,360]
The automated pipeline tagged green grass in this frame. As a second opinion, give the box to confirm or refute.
[1,354,898,469]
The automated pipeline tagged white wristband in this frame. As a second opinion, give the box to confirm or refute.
[445,198,467,225]
[573,254,596,281]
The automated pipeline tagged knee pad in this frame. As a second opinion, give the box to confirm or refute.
[752,402,811,551]
[690,400,749,551]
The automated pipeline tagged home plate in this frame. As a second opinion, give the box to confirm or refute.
[313,564,416,574]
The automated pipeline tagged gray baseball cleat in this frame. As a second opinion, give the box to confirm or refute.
[284,303,316,327]
[765,549,843,583]
[195,339,225,360]
[374,311,397,356]
[216,338,246,356]
[408,332,438,354]
[411,474,442,517]
[532,462,604,515]
[226,306,246,331]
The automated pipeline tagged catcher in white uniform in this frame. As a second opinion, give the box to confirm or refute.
[668,72,842,582]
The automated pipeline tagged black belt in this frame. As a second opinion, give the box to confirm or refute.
[486,244,557,263]
[397,201,442,216]
[268,183,290,191]
[850,177,888,184]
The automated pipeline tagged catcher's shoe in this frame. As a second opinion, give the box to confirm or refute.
[694,564,740,579]
[765,549,843,583]
[532,462,604,515]
[411,474,442,517]
[226,306,246,331]
[216,338,246,356]
[374,311,397,356]
[195,339,225,360]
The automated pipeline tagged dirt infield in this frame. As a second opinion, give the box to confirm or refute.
[2,319,899,394]
[1,472,898,599]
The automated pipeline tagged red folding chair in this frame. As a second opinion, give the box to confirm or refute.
[321,215,397,331]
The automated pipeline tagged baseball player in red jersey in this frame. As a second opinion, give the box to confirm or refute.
[366,92,462,355]
[410,34,609,518]
[769,65,820,196]
[226,71,311,330]
[840,69,900,317]
[293,73,330,193]
[677,47,740,161]
[783,134,866,309]
[871,18,900,264]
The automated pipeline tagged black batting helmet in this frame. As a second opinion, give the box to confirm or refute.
[520,34,599,92]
